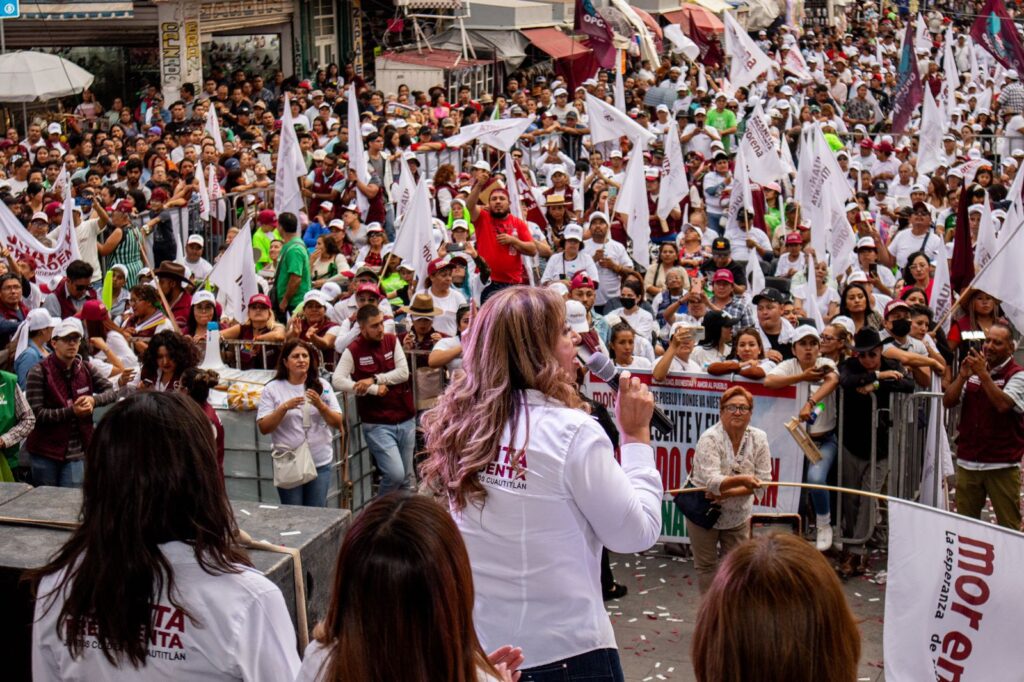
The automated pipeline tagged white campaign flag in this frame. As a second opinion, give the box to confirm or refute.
[974,194,997,271]
[803,253,825,331]
[973,203,1024,330]
[783,47,813,81]
[930,235,953,334]
[205,103,224,154]
[885,500,1024,681]
[347,84,371,218]
[920,373,954,508]
[825,188,857,280]
[207,163,226,222]
[275,92,307,219]
[697,64,709,94]
[208,223,259,322]
[0,200,79,292]
[918,86,946,175]
[726,147,754,232]
[657,120,688,221]
[394,154,416,223]
[614,51,626,113]
[745,249,765,299]
[738,102,787,185]
[664,24,699,61]
[615,144,651,267]
[196,160,211,221]
[391,178,438,288]
[944,28,961,94]
[443,118,533,151]
[723,11,773,90]
[796,125,852,262]
[914,13,932,52]
[585,93,656,145]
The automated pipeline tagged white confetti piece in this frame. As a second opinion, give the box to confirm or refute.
[640,634,646,641]
[668,667,675,673]
[628,617,638,623]
[258,504,279,510]
[854,592,862,597]
[239,509,251,516]
[869,597,880,602]
[657,675,666,680]
[659,578,666,583]
[655,662,661,668]
[280,531,301,536]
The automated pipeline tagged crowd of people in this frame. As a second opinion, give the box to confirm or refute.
[9,1,1024,679]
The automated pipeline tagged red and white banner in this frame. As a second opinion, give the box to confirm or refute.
[584,371,801,542]
[885,500,1024,681]
[0,189,79,292]
[510,158,548,232]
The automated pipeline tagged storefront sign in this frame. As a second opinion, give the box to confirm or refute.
[584,371,802,542]
[157,0,202,103]
[351,0,364,76]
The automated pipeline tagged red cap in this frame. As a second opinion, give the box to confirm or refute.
[489,187,510,199]
[785,232,803,245]
[44,201,63,218]
[355,282,383,298]
[298,80,312,90]
[427,257,453,277]
[875,141,894,154]
[150,187,169,202]
[859,139,874,149]
[570,272,597,290]
[248,293,272,308]
[257,209,277,226]
[76,299,109,322]
[111,199,134,213]
[711,268,735,284]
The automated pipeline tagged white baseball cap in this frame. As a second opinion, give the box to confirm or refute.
[562,224,584,242]
[186,234,204,246]
[192,290,216,306]
[51,317,84,340]
[565,299,589,333]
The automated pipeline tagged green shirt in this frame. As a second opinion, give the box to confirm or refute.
[705,107,737,152]
[253,227,281,270]
[275,236,311,310]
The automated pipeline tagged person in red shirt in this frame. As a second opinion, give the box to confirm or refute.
[466,179,537,304]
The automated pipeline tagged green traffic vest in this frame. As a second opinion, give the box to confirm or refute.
[0,371,20,477]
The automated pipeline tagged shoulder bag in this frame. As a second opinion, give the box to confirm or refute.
[272,399,318,490]
[673,478,722,530]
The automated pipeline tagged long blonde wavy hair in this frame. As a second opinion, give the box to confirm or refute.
[420,287,583,511]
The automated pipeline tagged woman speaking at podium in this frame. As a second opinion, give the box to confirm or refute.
[422,287,663,681]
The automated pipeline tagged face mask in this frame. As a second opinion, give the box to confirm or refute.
[621,298,637,310]
[890,319,911,337]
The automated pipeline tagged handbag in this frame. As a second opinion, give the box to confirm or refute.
[673,478,722,530]
[271,401,318,490]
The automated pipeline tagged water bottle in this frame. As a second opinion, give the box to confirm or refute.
[806,401,825,426]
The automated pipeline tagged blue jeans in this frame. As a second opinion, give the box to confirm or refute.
[807,432,838,516]
[520,648,624,682]
[277,464,332,507]
[31,455,84,488]
[363,418,416,494]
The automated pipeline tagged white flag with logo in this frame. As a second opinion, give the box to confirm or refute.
[826,188,857,279]
[745,247,765,299]
[275,93,307,218]
[196,160,211,221]
[614,146,651,267]
[803,253,825,332]
[208,223,259,322]
[974,194,997,271]
[726,147,753,232]
[738,102,787,185]
[443,117,533,151]
[796,125,852,261]
[723,11,773,90]
[347,84,371,218]
[657,119,688,220]
[585,93,656,145]
[920,373,954,508]
[930,233,953,333]
[944,29,961,95]
[918,86,946,175]
[783,47,813,81]
[885,500,1024,681]
[205,103,224,154]
[391,178,438,288]
[394,154,416,223]
[914,13,932,52]
[664,24,699,61]
[973,201,1024,331]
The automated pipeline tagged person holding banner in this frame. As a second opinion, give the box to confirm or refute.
[687,386,770,593]
[943,323,1024,530]
[421,287,661,679]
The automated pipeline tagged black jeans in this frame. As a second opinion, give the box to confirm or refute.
[520,648,625,682]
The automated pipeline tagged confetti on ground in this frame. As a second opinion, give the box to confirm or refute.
[280,530,301,536]
[239,509,251,516]
[258,504,278,509]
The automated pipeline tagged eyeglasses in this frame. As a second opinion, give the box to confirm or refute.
[723,404,751,414]
[820,334,837,342]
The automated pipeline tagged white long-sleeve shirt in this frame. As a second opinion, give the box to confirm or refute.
[454,389,662,669]
[539,251,599,285]
[332,338,409,396]
[33,541,300,681]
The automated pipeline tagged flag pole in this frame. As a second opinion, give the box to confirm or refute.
[668,479,892,504]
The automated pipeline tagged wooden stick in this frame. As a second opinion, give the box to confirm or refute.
[666,480,890,503]
[137,228,187,335]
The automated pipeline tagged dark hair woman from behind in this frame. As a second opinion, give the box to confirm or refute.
[31,392,300,678]
[297,492,520,682]
[691,533,861,682]
[180,367,225,477]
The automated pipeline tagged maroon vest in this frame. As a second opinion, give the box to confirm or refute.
[347,333,415,424]
[25,353,97,461]
[647,195,681,239]
[310,168,343,217]
[957,359,1024,464]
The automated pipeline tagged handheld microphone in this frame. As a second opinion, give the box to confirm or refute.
[584,352,675,437]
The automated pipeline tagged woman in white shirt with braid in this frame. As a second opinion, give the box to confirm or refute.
[421,287,662,680]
